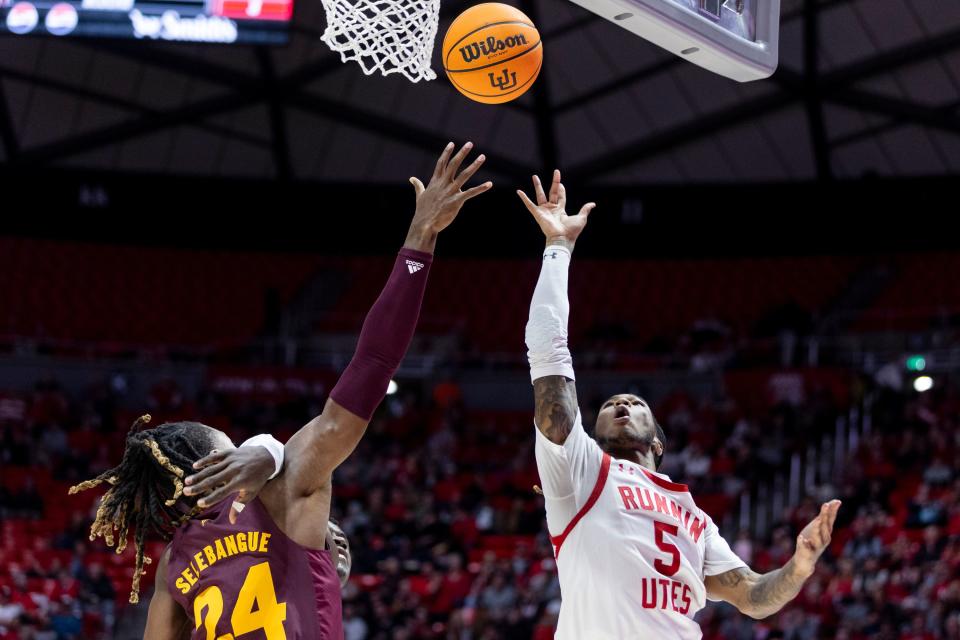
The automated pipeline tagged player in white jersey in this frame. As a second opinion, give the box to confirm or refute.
[516,171,842,640]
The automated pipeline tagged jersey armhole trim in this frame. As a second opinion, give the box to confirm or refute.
[550,453,611,558]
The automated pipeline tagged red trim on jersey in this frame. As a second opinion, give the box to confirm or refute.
[551,453,612,558]
[640,468,689,493]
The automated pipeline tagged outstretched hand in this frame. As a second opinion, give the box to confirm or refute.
[794,499,841,576]
[517,170,595,247]
[405,141,493,252]
[183,446,277,524]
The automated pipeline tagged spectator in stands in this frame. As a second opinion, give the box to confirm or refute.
[733,529,754,565]
[2,365,958,638]
[80,563,115,628]
[48,600,82,639]
[0,586,23,630]
[342,603,368,640]
[680,441,711,479]
[925,456,954,487]
[844,516,883,562]
[907,484,947,528]
[478,570,516,622]
[8,477,44,518]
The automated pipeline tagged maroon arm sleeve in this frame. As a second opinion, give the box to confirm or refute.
[329,248,432,420]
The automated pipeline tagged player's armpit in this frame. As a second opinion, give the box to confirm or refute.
[282,398,368,497]
[704,560,809,620]
[533,375,578,445]
[143,547,191,640]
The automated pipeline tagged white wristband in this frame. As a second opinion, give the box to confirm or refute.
[239,434,284,479]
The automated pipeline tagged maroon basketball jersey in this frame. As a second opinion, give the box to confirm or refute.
[168,496,343,640]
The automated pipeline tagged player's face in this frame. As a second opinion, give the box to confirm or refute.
[326,522,352,588]
[594,394,661,452]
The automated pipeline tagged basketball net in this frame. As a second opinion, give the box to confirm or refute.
[320,0,441,82]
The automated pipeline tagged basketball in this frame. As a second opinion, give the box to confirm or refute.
[442,3,542,104]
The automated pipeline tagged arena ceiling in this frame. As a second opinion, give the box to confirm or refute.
[1,0,959,185]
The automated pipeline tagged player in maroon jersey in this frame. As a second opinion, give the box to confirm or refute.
[67,142,491,640]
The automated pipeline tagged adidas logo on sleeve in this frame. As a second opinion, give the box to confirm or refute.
[406,260,424,274]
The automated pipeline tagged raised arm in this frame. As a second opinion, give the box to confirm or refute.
[705,500,841,619]
[519,170,595,445]
[285,142,491,494]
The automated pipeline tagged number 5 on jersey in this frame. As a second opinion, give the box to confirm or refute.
[653,521,680,577]
[194,561,287,640]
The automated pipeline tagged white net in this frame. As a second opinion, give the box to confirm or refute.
[320,0,441,82]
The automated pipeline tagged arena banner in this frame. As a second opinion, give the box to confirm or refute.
[723,368,852,413]
[206,366,336,401]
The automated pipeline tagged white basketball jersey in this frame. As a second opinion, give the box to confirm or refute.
[535,411,746,640]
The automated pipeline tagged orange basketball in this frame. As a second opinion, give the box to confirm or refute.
[442,3,542,104]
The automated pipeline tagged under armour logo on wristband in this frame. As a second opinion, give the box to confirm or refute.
[406,260,424,274]
[545,251,558,260]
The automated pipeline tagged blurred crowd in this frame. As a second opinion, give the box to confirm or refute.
[1,367,958,639]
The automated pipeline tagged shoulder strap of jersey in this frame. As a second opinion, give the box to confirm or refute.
[550,452,611,558]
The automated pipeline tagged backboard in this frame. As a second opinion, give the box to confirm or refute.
[570,0,780,82]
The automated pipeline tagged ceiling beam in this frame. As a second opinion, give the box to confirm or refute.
[569,90,796,180]
[542,0,853,116]
[257,48,293,181]
[554,57,680,114]
[18,91,263,164]
[283,89,535,176]
[569,24,960,181]
[0,80,20,162]
[17,71,533,175]
[803,0,832,180]
[521,0,558,171]
[831,100,960,149]
[79,41,261,91]
[0,63,271,150]
[828,89,960,137]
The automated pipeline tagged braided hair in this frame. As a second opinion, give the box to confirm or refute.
[68,415,217,603]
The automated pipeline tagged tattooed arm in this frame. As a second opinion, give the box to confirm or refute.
[519,171,595,446]
[705,500,841,619]
[704,560,809,620]
[533,375,579,444]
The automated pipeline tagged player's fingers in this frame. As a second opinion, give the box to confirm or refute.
[409,177,425,197]
[454,154,486,189]
[517,189,540,213]
[183,460,230,491]
[446,141,474,178]
[557,182,567,211]
[809,517,825,548]
[433,141,455,179]
[196,478,244,510]
[532,175,548,205]
[827,500,841,531]
[578,202,597,217]
[190,449,227,472]
[818,502,830,533]
[548,169,561,203]
[459,182,493,201]
[820,511,833,545]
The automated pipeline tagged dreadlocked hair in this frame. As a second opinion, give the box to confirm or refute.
[68,415,218,604]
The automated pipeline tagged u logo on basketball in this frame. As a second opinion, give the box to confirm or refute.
[489,68,517,91]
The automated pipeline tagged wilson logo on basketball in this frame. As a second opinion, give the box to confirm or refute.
[459,34,528,63]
